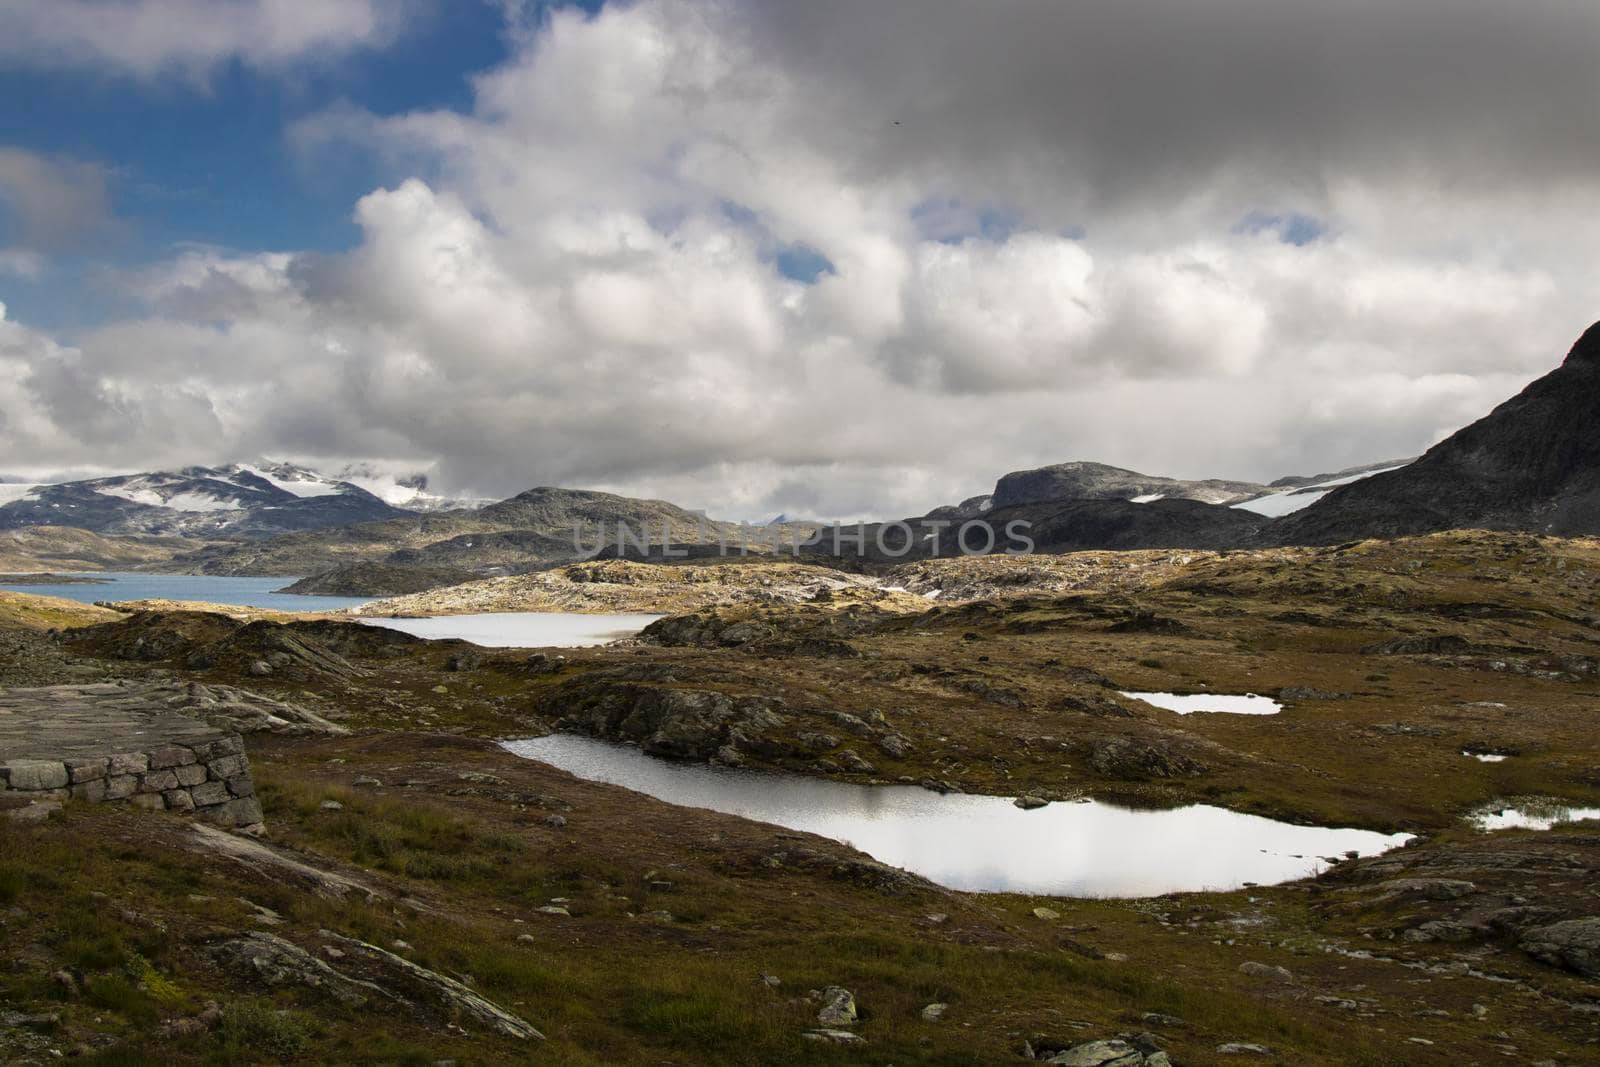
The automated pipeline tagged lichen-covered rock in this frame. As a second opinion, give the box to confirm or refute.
[815,986,858,1026]
[211,932,390,1008]
[1041,1039,1147,1066]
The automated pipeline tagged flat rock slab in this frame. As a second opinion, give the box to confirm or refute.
[0,683,231,759]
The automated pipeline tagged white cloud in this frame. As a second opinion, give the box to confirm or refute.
[3,0,1598,519]
[0,0,417,79]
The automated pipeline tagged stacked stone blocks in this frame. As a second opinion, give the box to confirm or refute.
[0,684,265,830]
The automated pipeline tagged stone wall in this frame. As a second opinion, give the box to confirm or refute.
[0,684,266,831]
[1,733,263,830]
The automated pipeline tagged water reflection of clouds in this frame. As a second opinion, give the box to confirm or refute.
[507,736,1410,898]
[361,612,664,648]
[1119,691,1282,716]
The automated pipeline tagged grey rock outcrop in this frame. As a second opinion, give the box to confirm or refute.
[1519,917,1600,978]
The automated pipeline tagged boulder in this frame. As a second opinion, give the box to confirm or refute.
[1043,1039,1146,1066]
[815,986,858,1026]
[1237,961,1293,983]
[801,1029,865,1045]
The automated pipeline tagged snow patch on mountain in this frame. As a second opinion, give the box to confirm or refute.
[235,463,346,499]
[0,484,42,505]
[1232,465,1410,517]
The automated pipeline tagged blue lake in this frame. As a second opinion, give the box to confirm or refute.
[0,572,372,614]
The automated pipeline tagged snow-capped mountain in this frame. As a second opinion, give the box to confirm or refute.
[0,463,416,538]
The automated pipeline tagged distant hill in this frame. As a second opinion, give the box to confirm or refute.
[1274,322,1600,543]
[186,485,818,579]
[0,527,187,572]
[990,461,1270,509]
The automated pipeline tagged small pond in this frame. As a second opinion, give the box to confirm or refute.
[505,735,1412,897]
[361,612,663,648]
[1470,800,1600,832]
[1119,691,1282,716]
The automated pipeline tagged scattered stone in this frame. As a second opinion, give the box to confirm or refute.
[1033,907,1062,921]
[320,800,344,812]
[4,798,62,823]
[543,814,567,829]
[536,906,570,917]
[1015,795,1050,810]
[352,776,382,788]
[801,1029,865,1045]
[1216,1043,1273,1056]
[921,1002,948,1022]
[816,986,858,1026]
[1237,962,1293,983]
[836,749,876,774]
[1041,1038,1145,1065]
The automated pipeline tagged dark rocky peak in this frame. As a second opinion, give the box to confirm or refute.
[1562,321,1600,366]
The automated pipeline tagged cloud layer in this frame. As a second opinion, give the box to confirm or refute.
[4,0,1599,518]
[0,0,414,78]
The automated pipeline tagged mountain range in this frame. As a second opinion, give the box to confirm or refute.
[1,321,1596,581]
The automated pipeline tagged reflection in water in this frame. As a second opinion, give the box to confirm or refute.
[359,612,663,648]
[1120,691,1283,716]
[1471,801,1600,831]
[505,735,1411,897]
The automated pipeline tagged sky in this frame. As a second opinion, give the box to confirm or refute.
[1,0,1597,520]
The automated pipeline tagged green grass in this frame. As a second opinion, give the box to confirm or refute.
[219,999,316,1062]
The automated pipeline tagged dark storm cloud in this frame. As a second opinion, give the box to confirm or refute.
[739,0,1600,216]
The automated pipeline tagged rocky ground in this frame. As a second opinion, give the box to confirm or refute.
[1,530,1598,1064]
[351,558,935,617]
